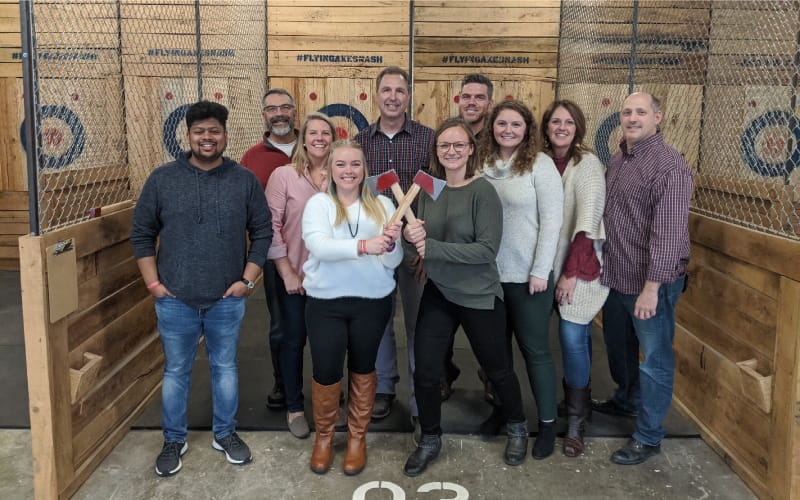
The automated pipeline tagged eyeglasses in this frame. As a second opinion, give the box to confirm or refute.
[436,142,469,152]
[263,104,295,113]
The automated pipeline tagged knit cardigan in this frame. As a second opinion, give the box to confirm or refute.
[552,152,610,324]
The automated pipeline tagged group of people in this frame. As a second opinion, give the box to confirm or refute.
[130,66,693,479]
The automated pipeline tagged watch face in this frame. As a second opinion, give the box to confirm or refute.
[243,279,254,289]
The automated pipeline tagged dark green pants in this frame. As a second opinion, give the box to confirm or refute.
[502,275,557,422]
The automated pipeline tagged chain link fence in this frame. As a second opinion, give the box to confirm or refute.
[23,0,266,233]
[557,0,800,240]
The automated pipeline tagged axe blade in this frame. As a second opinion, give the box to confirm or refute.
[413,170,446,200]
[365,169,400,196]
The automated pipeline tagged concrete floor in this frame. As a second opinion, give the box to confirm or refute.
[2,428,755,499]
[0,270,757,499]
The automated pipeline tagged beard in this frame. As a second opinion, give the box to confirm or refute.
[267,117,294,137]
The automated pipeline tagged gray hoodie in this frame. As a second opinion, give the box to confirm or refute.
[131,152,272,309]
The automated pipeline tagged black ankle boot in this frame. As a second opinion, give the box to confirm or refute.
[532,420,556,460]
[403,435,441,477]
[504,420,528,466]
[479,406,505,436]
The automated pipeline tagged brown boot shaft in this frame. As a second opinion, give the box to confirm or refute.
[343,371,376,475]
[310,380,342,474]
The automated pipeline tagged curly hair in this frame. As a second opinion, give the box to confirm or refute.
[477,99,539,176]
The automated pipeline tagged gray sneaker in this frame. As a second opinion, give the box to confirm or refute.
[155,441,187,477]
[212,432,252,465]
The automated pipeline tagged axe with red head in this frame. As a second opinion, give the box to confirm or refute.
[365,169,417,222]
[388,170,446,224]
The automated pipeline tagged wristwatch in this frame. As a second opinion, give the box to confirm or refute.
[241,278,255,290]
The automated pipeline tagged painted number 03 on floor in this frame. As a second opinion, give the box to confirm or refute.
[353,481,468,500]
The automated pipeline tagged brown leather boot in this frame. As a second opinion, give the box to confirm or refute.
[563,382,591,457]
[343,371,376,475]
[310,379,342,474]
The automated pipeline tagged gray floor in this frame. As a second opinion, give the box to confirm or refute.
[0,270,756,499]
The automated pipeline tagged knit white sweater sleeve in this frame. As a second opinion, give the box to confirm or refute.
[530,153,564,279]
[302,193,359,261]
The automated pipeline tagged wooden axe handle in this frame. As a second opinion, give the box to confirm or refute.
[389,184,416,222]
[389,183,421,224]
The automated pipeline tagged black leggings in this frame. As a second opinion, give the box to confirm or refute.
[414,283,525,435]
[305,295,393,386]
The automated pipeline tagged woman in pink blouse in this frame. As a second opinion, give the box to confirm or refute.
[265,112,337,439]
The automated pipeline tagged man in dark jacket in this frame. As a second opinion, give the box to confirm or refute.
[131,101,272,477]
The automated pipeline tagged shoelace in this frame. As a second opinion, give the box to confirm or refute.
[162,442,182,459]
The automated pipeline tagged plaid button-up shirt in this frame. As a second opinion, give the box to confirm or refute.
[355,115,434,203]
[601,133,693,295]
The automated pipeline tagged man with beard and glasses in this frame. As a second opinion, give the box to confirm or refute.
[241,88,299,412]
[131,101,272,476]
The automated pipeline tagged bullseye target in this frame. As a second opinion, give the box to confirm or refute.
[740,110,799,177]
[317,104,369,140]
[594,112,622,166]
[162,103,191,160]
[20,105,86,169]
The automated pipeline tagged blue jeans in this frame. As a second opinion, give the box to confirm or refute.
[155,295,246,442]
[558,319,592,388]
[275,277,307,413]
[601,293,641,413]
[604,275,685,446]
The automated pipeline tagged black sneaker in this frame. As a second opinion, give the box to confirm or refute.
[611,438,660,465]
[212,432,252,465]
[266,381,286,410]
[155,441,187,477]
[371,393,395,420]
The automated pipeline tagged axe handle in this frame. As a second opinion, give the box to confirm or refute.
[390,184,416,222]
[389,183,421,225]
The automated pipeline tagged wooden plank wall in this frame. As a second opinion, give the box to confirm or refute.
[673,213,800,500]
[266,0,408,140]
[20,204,163,500]
[0,0,24,269]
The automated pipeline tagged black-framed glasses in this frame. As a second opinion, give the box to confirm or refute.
[436,142,469,152]
[263,104,295,113]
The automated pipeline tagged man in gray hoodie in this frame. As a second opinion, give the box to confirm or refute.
[131,100,272,477]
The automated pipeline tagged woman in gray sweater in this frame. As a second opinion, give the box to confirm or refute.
[478,100,564,460]
[402,117,528,477]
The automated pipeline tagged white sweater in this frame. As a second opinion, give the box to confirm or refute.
[552,152,610,324]
[483,151,564,283]
[302,193,402,299]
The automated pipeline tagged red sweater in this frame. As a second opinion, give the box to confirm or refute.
[240,132,298,190]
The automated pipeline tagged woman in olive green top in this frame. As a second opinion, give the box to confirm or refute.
[401,117,528,477]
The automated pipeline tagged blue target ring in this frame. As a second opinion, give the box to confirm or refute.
[317,104,369,133]
[594,112,620,167]
[740,110,799,177]
[162,103,192,160]
[20,105,86,169]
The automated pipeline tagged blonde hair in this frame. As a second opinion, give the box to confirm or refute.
[292,112,337,176]
[326,140,388,227]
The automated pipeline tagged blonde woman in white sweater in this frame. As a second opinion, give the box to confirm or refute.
[479,100,564,460]
[541,100,609,458]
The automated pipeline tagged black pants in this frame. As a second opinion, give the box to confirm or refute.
[306,295,393,386]
[414,283,525,435]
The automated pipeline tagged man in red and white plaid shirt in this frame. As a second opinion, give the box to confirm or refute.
[598,92,693,465]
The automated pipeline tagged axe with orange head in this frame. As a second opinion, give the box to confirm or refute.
[365,169,417,222]
[388,170,446,224]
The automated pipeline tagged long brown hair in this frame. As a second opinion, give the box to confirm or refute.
[428,117,479,180]
[540,100,591,164]
[326,140,388,227]
[292,112,337,176]
[477,99,539,175]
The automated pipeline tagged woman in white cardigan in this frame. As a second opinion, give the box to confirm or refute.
[541,100,609,457]
[479,100,564,460]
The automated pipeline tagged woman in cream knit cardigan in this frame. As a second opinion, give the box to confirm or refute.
[541,100,609,458]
